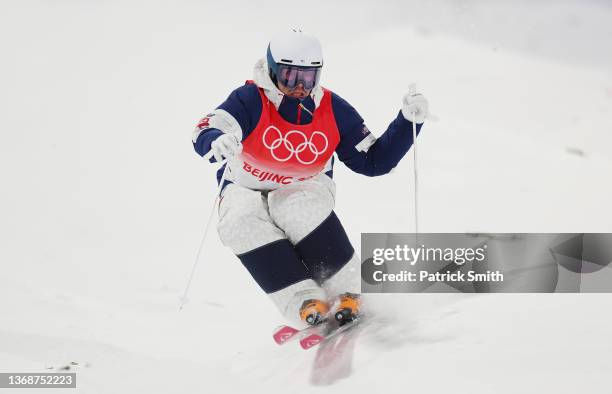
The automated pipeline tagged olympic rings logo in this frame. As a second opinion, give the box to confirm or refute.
[262,126,329,165]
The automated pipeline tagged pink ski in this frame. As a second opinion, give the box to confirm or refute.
[300,333,326,349]
[299,316,363,350]
[272,320,332,345]
[272,325,300,345]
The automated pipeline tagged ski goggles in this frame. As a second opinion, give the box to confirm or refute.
[276,64,321,90]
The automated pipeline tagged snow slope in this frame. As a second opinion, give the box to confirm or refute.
[1,1,611,393]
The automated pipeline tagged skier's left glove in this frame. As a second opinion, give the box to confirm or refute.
[210,133,242,162]
[401,92,429,124]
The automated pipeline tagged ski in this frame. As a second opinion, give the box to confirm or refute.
[272,325,301,345]
[299,316,363,350]
[272,320,329,345]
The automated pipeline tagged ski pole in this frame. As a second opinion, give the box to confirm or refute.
[179,158,229,311]
[408,83,419,237]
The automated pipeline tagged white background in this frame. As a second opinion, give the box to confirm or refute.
[1,1,611,393]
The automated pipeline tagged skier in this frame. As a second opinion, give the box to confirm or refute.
[192,29,428,326]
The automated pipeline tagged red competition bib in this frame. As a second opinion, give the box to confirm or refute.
[230,84,340,190]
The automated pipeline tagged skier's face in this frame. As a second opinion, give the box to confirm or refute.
[277,81,310,99]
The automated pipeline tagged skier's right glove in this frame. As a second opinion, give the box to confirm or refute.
[401,92,429,124]
[210,133,242,162]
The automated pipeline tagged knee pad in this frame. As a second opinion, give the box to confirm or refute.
[294,211,354,285]
[237,239,311,294]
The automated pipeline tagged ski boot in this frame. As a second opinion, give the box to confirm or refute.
[299,299,329,326]
[333,293,361,324]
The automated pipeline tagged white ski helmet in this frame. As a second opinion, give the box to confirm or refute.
[266,29,323,90]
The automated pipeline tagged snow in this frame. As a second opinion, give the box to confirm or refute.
[1,1,611,393]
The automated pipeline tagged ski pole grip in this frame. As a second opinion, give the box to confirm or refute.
[408,83,416,96]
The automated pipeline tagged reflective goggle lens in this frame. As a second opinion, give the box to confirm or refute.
[277,65,320,90]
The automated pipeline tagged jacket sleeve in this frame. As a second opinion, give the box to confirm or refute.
[332,92,423,176]
[192,83,262,161]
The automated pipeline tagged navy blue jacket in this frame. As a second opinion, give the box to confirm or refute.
[193,83,422,181]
